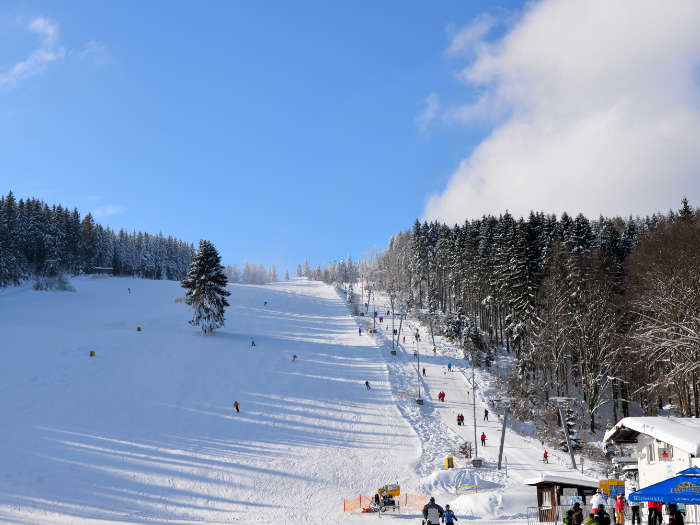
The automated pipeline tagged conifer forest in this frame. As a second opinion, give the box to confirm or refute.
[0,192,194,287]
[362,200,699,430]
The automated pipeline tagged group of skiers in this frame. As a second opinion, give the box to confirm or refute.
[437,391,446,402]
[456,413,465,425]
[422,497,458,525]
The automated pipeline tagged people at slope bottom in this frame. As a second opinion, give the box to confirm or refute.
[422,497,444,525]
[443,504,458,524]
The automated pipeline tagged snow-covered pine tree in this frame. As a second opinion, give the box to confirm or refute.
[284,269,290,280]
[557,407,581,452]
[268,265,278,282]
[303,259,311,278]
[678,197,695,223]
[296,263,302,278]
[181,240,230,335]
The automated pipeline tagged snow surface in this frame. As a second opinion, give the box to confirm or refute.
[1,277,604,524]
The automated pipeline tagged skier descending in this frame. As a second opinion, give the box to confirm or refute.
[233,401,239,413]
[250,337,256,349]
[365,380,371,390]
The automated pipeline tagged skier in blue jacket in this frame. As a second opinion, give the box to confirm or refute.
[443,504,458,524]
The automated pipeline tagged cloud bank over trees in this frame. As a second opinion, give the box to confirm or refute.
[425,0,700,223]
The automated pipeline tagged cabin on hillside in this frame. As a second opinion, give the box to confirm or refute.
[524,473,600,523]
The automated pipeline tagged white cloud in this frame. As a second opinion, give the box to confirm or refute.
[92,205,126,218]
[416,92,440,133]
[75,40,109,65]
[447,13,495,56]
[425,0,700,223]
[0,17,66,87]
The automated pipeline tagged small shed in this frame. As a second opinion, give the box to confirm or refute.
[525,473,600,522]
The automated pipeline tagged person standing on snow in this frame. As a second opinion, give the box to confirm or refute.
[572,501,584,525]
[668,504,684,525]
[594,505,611,525]
[250,337,256,348]
[481,432,486,446]
[615,495,626,525]
[422,497,444,525]
[448,363,452,372]
[233,401,239,413]
[543,450,549,463]
[359,327,362,336]
[443,504,458,524]
[365,380,371,390]
[590,490,605,511]
[422,367,426,377]
[484,409,489,421]
[629,490,641,525]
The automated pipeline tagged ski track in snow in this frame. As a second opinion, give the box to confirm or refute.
[0,278,604,524]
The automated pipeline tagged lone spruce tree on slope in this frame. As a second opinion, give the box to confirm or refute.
[181,240,230,335]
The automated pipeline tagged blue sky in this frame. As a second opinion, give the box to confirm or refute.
[3,1,699,274]
[1,1,521,273]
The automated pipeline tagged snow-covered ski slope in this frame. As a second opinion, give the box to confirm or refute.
[361,293,604,520]
[1,277,603,524]
[0,278,419,524]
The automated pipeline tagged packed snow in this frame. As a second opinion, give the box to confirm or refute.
[0,277,604,523]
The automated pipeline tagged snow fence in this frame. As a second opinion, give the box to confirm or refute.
[343,494,427,513]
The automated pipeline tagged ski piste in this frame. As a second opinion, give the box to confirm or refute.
[1,277,604,524]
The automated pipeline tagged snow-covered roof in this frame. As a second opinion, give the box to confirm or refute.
[523,473,600,489]
[603,417,700,456]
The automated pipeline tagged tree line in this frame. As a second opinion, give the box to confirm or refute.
[224,262,279,285]
[367,198,699,431]
[0,191,194,287]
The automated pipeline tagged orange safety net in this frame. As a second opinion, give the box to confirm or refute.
[403,493,427,510]
[344,495,371,513]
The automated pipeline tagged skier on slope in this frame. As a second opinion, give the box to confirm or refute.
[233,401,239,413]
[443,504,458,525]
[422,497,444,525]
[543,449,549,463]
[484,408,489,421]
[359,327,362,336]
[365,380,371,390]
[481,432,486,446]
